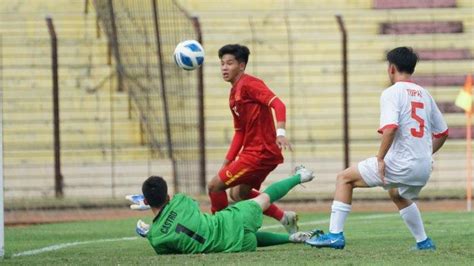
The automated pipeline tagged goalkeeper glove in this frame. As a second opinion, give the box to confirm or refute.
[136,219,150,237]
[125,194,151,210]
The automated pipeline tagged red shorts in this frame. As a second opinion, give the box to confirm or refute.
[218,159,278,190]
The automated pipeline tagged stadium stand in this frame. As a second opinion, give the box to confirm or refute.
[0,0,155,197]
[179,0,473,196]
[1,0,472,198]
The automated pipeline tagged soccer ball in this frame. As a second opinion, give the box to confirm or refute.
[173,40,205,70]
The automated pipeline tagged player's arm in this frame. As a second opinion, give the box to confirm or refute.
[269,97,292,151]
[247,80,292,150]
[430,96,449,155]
[432,131,448,154]
[222,105,244,167]
[377,88,400,183]
[376,127,398,184]
[223,130,244,167]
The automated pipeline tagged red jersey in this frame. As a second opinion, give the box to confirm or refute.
[229,74,283,166]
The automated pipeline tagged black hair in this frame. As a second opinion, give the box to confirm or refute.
[386,47,418,74]
[142,176,168,208]
[218,44,250,65]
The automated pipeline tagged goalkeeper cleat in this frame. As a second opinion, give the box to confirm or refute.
[125,194,151,210]
[305,232,345,249]
[412,237,436,251]
[289,229,325,243]
[280,211,299,234]
[295,165,315,183]
[136,219,150,237]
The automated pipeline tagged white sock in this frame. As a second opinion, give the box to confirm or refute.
[329,200,352,234]
[399,203,427,242]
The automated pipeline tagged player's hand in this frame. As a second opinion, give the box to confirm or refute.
[125,194,151,210]
[136,219,150,237]
[277,136,293,151]
[377,157,386,185]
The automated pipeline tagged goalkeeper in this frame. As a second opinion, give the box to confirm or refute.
[126,166,320,254]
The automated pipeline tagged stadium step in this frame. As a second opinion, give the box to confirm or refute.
[373,0,456,9]
[1,0,472,199]
[1,0,147,177]
[177,0,372,11]
[380,21,464,34]
[413,74,468,86]
[449,126,474,139]
[417,48,472,60]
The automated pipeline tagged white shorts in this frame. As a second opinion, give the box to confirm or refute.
[358,157,423,200]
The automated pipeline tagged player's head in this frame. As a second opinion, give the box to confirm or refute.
[218,44,250,84]
[386,47,418,82]
[142,176,169,208]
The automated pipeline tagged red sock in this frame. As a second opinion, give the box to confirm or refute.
[209,191,228,214]
[249,189,284,221]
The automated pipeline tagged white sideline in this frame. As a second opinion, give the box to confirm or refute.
[12,237,138,257]
[261,213,397,230]
[13,213,396,257]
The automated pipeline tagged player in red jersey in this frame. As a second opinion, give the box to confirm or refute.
[207,44,298,233]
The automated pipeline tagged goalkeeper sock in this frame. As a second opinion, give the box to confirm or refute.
[249,189,284,221]
[209,191,228,214]
[256,231,290,247]
[263,174,301,203]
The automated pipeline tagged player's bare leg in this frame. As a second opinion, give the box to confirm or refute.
[229,184,252,201]
[389,188,435,250]
[388,188,412,210]
[331,166,369,237]
[306,166,369,249]
[334,166,370,204]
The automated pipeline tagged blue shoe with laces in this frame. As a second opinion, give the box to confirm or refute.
[305,232,345,249]
[413,237,436,251]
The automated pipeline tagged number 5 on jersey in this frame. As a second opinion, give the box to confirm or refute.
[410,101,425,138]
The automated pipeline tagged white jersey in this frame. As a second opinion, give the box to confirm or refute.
[378,81,448,186]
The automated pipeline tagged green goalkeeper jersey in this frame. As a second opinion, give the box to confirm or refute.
[147,193,257,254]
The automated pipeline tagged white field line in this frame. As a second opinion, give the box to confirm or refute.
[12,236,138,257]
[261,213,398,230]
[11,213,403,257]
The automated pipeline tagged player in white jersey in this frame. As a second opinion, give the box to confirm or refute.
[306,47,448,250]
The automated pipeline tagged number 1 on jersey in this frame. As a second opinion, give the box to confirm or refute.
[410,101,425,138]
[175,223,206,244]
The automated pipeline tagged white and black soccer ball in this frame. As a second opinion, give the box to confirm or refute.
[173,40,205,71]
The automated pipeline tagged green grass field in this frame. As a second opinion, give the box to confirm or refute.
[2,211,473,265]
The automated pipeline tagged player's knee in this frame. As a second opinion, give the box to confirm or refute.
[390,193,412,210]
[207,183,219,193]
[229,190,241,202]
[388,189,404,203]
[336,172,350,185]
[207,176,225,193]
